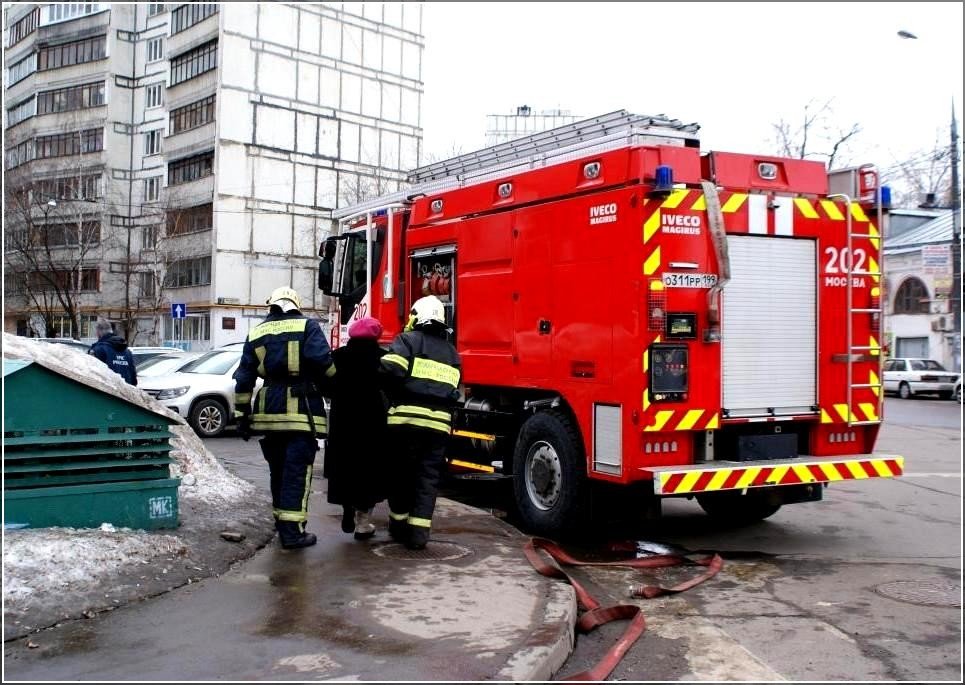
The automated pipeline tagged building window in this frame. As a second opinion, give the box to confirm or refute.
[167,151,213,185]
[167,203,212,236]
[8,53,37,85]
[27,268,100,293]
[139,270,157,297]
[34,220,101,247]
[37,173,102,201]
[164,313,210,342]
[6,96,36,127]
[6,138,35,169]
[145,83,163,108]
[164,256,211,287]
[893,277,930,314]
[36,81,106,115]
[170,3,218,34]
[7,7,39,47]
[37,35,106,71]
[35,128,103,160]
[145,176,162,202]
[169,39,217,86]
[147,4,165,17]
[144,129,162,155]
[42,3,104,26]
[142,224,159,249]
[146,36,163,62]
[168,94,215,135]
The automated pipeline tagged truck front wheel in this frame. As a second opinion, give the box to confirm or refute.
[512,410,587,538]
[696,489,781,525]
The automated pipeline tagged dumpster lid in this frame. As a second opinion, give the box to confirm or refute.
[3,359,33,377]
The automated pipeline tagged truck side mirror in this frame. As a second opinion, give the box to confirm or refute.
[318,260,334,295]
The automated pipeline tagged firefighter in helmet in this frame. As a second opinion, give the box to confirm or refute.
[233,286,336,549]
[380,294,462,549]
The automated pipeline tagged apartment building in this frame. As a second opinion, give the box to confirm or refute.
[484,106,581,146]
[3,2,424,349]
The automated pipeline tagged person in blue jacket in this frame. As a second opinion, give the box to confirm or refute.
[89,319,137,385]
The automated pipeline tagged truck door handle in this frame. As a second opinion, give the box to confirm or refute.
[538,319,551,334]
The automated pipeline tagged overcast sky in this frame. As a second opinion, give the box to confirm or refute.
[421,2,964,183]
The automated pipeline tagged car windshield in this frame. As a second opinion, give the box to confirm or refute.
[138,354,194,377]
[179,350,240,375]
[910,360,946,371]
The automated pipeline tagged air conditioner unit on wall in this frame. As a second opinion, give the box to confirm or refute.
[931,316,953,332]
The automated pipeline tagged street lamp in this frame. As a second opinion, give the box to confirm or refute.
[898,30,962,370]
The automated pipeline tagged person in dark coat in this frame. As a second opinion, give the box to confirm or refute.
[89,319,137,385]
[324,316,388,540]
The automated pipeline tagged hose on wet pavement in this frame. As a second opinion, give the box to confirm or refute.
[523,538,723,681]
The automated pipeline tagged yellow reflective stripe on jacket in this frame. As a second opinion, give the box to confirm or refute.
[255,346,266,377]
[411,357,460,387]
[251,420,328,433]
[389,405,452,422]
[248,318,308,341]
[387,415,451,433]
[287,340,300,375]
[408,516,431,528]
[236,392,251,404]
[325,364,336,377]
[389,510,409,521]
[383,353,408,370]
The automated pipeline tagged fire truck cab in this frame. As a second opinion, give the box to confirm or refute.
[319,111,903,537]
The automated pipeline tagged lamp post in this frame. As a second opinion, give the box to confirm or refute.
[898,30,962,371]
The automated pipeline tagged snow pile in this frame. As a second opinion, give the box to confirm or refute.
[2,333,254,503]
[2,526,185,603]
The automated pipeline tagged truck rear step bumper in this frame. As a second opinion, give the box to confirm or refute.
[642,454,903,496]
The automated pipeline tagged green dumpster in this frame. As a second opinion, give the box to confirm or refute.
[3,359,180,530]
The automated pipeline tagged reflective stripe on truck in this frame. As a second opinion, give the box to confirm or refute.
[644,454,904,495]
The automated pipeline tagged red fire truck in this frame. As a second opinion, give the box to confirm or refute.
[319,111,903,536]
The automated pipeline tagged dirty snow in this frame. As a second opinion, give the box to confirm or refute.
[2,333,258,616]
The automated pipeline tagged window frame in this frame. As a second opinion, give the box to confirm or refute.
[169,39,217,86]
[893,277,931,315]
[145,176,162,202]
[145,82,163,109]
[146,36,164,63]
[144,129,162,156]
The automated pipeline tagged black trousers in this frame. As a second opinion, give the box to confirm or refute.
[260,433,318,537]
[387,425,448,529]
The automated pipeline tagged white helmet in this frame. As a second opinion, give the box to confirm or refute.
[267,286,301,310]
[411,295,447,328]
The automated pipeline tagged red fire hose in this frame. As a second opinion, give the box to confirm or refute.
[523,538,723,681]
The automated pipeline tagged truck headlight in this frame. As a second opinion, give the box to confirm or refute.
[157,386,189,400]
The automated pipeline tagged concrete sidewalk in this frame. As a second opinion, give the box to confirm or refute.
[3,473,577,681]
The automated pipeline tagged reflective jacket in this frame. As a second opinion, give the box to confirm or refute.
[233,312,336,434]
[380,329,461,433]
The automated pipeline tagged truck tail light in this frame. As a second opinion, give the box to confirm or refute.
[648,279,666,331]
[870,286,880,333]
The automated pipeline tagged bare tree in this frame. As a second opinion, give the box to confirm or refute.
[4,173,113,339]
[881,130,953,208]
[771,99,862,170]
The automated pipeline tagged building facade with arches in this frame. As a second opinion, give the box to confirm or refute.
[882,209,960,371]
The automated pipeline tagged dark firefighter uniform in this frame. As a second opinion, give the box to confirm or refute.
[380,295,462,550]
[233,287,336,549]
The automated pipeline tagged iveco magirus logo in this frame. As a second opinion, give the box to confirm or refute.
[589,202,617,225]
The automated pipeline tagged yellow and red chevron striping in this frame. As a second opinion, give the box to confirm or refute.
[654,457,903,495]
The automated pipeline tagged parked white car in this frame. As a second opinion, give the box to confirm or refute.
[141,347,260,437]
[882,358,960,400]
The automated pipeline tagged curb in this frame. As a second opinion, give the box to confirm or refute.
[497,578,577,681]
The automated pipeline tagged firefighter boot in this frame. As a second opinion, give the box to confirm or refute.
[341,506,355,534]
[277,521,317,550]
[388,515,409,544]
[406,524,430,551]
[353,508,376,540]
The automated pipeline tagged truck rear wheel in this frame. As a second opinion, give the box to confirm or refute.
[696,489,781,525]
[512,410,586,537]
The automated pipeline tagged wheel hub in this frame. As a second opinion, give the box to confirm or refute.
[526,442,561,510]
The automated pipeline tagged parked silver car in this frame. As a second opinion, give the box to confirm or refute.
[140,347,260,437]
[882,358,960,400]
[136,351,200,378]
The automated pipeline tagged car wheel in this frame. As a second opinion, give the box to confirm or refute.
[190,398,228,437]
[956,386,963,404]
[898,382,912,399]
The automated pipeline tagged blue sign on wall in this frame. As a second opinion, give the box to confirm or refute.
[171,303,186,319]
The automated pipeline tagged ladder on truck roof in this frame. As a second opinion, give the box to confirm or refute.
[332,110,701,220]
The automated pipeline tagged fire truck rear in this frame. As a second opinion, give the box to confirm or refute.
[319,111,903,537]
